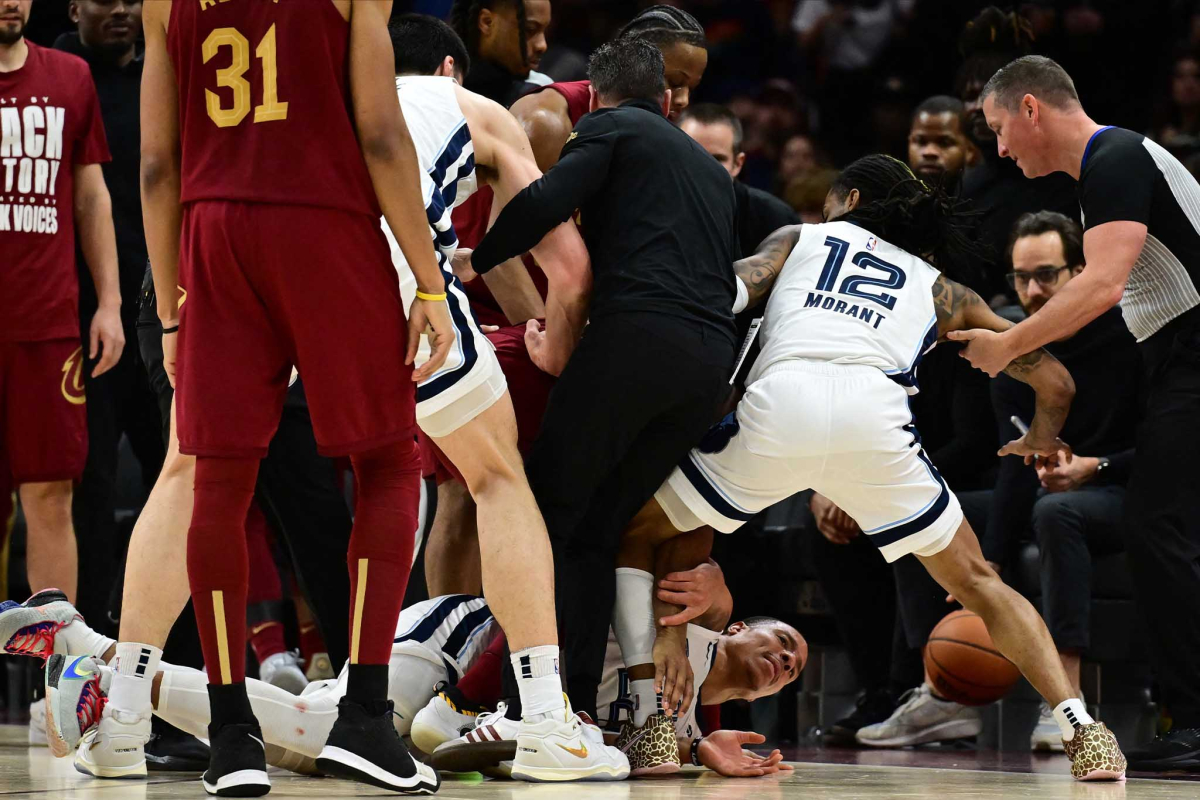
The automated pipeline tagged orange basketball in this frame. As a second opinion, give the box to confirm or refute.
[924,609,1021,706]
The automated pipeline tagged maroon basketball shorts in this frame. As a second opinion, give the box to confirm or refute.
[424,321,555,485]
[0,339,87,483]
[176,201,416,458]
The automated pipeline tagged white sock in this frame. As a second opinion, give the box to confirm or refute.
[107,643,162,715]
[629,678,659,726]
[1054,697,1094,741]
[511,645,565,721]
[62,619,116,661]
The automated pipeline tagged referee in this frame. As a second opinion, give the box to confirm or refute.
[467,37,738,719]
[952,55,1200,770]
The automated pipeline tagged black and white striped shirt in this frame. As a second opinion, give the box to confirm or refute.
[1078,127,1200,342]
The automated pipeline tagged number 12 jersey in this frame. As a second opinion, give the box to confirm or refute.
[750,220,943,394]
[167,0,378,217]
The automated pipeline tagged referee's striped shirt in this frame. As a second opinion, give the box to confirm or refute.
[1078,126,1200,342]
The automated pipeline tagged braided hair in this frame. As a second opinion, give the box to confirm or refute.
[832,155,986,286]
[616,4,707,50]
[449,0,529,66]
[955,6,1036,100]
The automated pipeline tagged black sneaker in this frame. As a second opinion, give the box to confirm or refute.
[201,722,271,797]
[824,689,899,746]
[147,716,211,772]
[1126,727,1200,772]
[316,698,440,794]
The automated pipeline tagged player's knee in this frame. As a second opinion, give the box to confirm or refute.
[159,449,196,482]
[18,481,73,521]
[1031,493,1080,544]
[945,557,999,610]
[350,439,423,492]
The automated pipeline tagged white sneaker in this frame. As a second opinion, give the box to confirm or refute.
[430,703,520,774]
[258,651,308,695]
[1031,700,1074,752]
[0,590,83,658]
[73,704,151,778]
[305,652,335,682]
[29,699,48,746]
[855,684,983,747]
[511,709,630,782]
[410,683,490,755]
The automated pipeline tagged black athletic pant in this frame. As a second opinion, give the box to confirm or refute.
[503,312,734,718]
[137,280,354,670]
[1123,315,1200,728]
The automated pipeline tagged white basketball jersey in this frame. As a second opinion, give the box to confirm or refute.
[749,221,942,394]
[595,625,720,739]
[385,75,479,306]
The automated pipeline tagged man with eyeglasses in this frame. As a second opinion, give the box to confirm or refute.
[982,210,1142,751]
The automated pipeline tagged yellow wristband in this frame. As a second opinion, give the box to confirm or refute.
[416,290,448,302]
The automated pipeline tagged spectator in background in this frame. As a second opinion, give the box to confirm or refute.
[54,0,164,632]
[449,0,552,107]
[955,6,1079,306]
[776,132,822,192]
[908,95,978,188]
[983,212,1140,752]
[1152,47,1200,161]
[783,167,838,222]
[679,103,799,257]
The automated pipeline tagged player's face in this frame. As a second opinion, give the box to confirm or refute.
[661,42,708,121]
[72,0,142,54]
[983,94,1044,178]
[724,621,807,701]
[908,111,970,183]
[680,119,742,178]
[1010,231,1078,314]
[522,0,551,74]
[481,0,550,78]
[0,0,32,46]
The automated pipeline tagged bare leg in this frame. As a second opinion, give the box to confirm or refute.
[118,400,194,652]
[1060,650,1083,697]
[424,481,482,596]
[433,393,554,651]
[918,519,1074,708]
[20,480,78,601]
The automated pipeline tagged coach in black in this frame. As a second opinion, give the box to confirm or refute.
[953,55,1200,770]
[468,38,738,719]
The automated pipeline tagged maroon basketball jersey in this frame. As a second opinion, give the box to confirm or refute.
[167,0,377,217]
[546,80,592,126]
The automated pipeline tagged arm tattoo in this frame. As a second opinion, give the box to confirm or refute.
[932,273,987,333]
[1003,347,1046,380]
[734,225,801,308]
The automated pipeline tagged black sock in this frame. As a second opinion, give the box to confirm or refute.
[208,683,256,729]
[504,696,523,722]
[345,664,390,706]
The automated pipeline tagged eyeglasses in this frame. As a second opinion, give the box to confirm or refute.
[1005,265,1072,290]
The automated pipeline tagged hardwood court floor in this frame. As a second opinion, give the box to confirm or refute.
[1,726,1196,799]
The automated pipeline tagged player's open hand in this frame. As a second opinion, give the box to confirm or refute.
[524,319,564,376]
[408,296,456,382]
[89,303,126,378]
[999,435,1073,468]
[654,627,695,719]
[946,328,1013,378]
[698,731,793,777]
[450,248,477,284]
[656,560,723,627]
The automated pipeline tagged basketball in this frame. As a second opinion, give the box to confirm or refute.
[924,610,1021,706]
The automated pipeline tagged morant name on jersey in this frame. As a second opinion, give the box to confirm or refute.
[801,289,888,330]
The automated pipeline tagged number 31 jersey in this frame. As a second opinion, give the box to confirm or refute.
[167,0,377,217]
[749,221,942,394]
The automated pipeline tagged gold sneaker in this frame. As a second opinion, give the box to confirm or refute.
[1064,722,1127,781]
[615,714,680,777]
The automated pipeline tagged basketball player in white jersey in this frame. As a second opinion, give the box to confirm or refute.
[632,155,1126,781]
[40,594,799,781]
[379,16,626,782]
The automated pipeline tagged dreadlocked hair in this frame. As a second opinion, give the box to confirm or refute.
[955,6,1035,99]
[833,155,987,286]
[617,4,707,50]
[449,0,528,65]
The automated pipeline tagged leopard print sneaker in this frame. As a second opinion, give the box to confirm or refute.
[1064,722,1127,781]
[615,714,680,777]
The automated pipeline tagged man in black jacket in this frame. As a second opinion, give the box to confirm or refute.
[466,37,738,721]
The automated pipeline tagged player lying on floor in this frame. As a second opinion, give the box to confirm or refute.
[25,587,801,780]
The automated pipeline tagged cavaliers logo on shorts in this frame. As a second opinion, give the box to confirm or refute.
[60,346,86,405]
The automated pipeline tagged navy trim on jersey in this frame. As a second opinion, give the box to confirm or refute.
[425,189,461,253]
[416,259,481,403]
[1080,125,1116,172]
[441,606,495,662]
[429,123,472,194]
[443,154,477,208]
[394,594,476,645]
[886,314,938,391]
[679,454,756,522]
